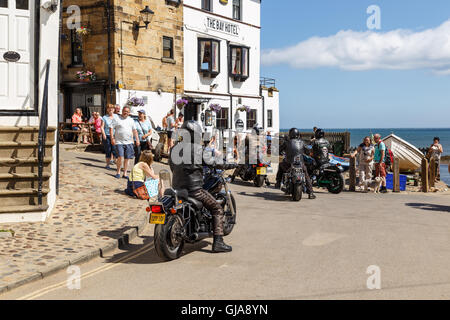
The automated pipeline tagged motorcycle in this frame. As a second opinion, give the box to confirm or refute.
[231,161,272,187]
[149,165,237,261]
[281,155,306,201]
[303,154,345,194]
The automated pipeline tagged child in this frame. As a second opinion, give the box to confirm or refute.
[125,151,163,199]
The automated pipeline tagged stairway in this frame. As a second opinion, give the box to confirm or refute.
[0,126,56,215]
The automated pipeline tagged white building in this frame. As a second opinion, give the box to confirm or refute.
[182,0,279,135]
[0,1,60,222]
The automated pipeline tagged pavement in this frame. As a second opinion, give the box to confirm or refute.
[0,146,161,294]
[0,169,449,299]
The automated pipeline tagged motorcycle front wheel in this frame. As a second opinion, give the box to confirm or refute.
[292,183,303,201]
[154,214,185,261]
[218,193,237,236]
[327,172,345,194]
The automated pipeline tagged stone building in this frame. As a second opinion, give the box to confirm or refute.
[60,0,184,126]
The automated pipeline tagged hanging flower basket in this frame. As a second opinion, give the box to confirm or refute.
[76,27,90,36]
[176,98,188,110]
[237,105,251,112]
[209,103,222,113]
[126,97,145,107]
[76,70,96,81]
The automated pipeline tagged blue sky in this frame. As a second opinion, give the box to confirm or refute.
[260,0,450,129]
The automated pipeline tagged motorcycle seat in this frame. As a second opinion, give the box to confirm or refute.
[187,197,204,211]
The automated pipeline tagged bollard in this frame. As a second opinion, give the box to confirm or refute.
[349,157,356,191]
[421,158,429,193]
[429,158,436,189]
[393,157,400,192]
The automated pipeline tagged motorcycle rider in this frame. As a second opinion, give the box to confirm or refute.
[275,128,316,199]
[169,120,232,253]
[311,128,332,167]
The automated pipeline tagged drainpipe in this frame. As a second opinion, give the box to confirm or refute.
[227,41,232,130]
[56,0,64,196]
[106,0,113,105]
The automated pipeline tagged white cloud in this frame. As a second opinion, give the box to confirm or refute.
[261,20,450,73]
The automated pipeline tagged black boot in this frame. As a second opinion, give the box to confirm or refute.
[308,192,316,199]
[212,235,232,253]
[275,181,281,189]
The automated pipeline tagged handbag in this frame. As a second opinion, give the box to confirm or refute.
[131,169,150,200]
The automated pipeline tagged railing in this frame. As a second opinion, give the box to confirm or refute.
[37,59,50,206]
[260,77,276,88]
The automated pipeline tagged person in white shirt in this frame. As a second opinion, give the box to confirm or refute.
[109,106,140,179]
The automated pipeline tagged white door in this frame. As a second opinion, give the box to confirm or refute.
[0,0,32,111]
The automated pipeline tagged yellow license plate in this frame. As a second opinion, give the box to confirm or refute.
[257,167,267,175]
[150,213,166,224]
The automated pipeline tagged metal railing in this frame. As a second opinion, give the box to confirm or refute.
[37,59,50,206]
[260,77,276,88]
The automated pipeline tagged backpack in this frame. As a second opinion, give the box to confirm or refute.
[384,146,394,166]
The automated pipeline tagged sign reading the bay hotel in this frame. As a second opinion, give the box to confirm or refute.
[206,17,240,37]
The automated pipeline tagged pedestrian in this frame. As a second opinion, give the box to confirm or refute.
[114,104,121,115]
[427,137,444,181]
[101,104,119,169]
[162,112,169,131]
[110,106,140,179]
[373,133,388,193]
[351,136,374,192]
[166,109,176,150]
[125,150,162,200]
[72,108,89,144]
[90,112,103,143]
[175,113,184,129]
[134,109,153,164]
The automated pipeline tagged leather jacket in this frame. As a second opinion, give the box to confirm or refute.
[311,138,331,165]
[280,137,308,164]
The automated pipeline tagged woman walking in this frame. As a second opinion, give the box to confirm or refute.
[351,136,374,192]
[101,104,119,169]
[134,109,153,164]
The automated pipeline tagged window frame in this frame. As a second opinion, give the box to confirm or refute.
[232,0,241,20]
[246,109,257,130]
[162,36,174,59]
[216,107,229,130]
[201,0,211,11]
[229,45,250,81]
[267,110,273,128]
[69,29,84,68]
[198,38,221,77]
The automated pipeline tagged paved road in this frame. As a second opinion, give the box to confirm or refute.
[1,181,450,300]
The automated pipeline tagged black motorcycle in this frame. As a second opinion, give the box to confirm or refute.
[149,166,237,261]
[231,161,272,187]
[303,154,345,194]
[281,156,306,201]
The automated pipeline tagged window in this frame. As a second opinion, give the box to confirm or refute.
[216,108,229,129]
[0,0,8,8]
[198,38,220,77]
[267,110,273,128]
[246,109,257,129]
[202,0,211,11]
[233,0,241,20]
[230,45,249,81]
[16,0,28,10]
[70,29,83,67]
[163,37,173,59]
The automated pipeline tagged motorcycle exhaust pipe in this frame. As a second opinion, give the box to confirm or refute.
[191,232,213,241]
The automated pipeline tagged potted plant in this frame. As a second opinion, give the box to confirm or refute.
[126,97,145,107]
[76,27,90,36]
[209,103,222,113]
[237,105,251,112]
[76,70,96,82]
[176,98,188,110]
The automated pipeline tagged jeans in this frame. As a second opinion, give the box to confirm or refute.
[103,135,117,159]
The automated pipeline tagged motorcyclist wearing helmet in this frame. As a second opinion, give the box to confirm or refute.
[311,129,332,166]
[169,120,232,253]
[275,128,316,199]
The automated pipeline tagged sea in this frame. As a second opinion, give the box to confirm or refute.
[280,128,450,186]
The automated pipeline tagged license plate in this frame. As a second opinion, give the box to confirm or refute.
[256,167,267,175]
[150,213,166,224]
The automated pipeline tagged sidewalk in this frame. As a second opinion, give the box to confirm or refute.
[0,146,159,293]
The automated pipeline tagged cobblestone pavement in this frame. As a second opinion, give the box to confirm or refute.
[0,148,160,292]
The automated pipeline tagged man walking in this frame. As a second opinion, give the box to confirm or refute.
[374,133,388,193]
[110,106,140,179]
[166,109,176,150]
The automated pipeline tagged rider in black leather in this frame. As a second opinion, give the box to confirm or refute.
[169,120,232,253]
[311,129,332,167]
[275,128,315,199]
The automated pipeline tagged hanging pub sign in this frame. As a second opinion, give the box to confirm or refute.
[219,0,228,4]
[235,119,244,132]
[206,17,239,37]
[3,51,21,62]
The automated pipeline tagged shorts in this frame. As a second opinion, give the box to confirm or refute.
[116,144,135,159]
[103,135,117,159]
[167,131,173,139]
[375,162,386,178]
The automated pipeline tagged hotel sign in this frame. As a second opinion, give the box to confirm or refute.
[206,17,240,37]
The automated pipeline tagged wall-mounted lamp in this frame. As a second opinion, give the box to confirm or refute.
[134,6,155,31]
[210,83,219,92]
[42,0,58,13]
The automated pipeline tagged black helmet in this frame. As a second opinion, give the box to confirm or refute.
[181,120,202,143]
[315,128,325,139]
[252,124,263,136]
[288,128,299,140]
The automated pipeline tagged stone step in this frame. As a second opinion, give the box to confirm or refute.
[0,173,50,189]
[0,145,54,158]
[0,188,49,206]
[0,205,49,214]
[0,126,56,143]
[0,157,52,174]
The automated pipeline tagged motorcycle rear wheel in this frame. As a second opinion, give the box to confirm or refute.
[154,214,185,261]
[254,175,265,187]
[292,183,303,201]
[327,172,345,194]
